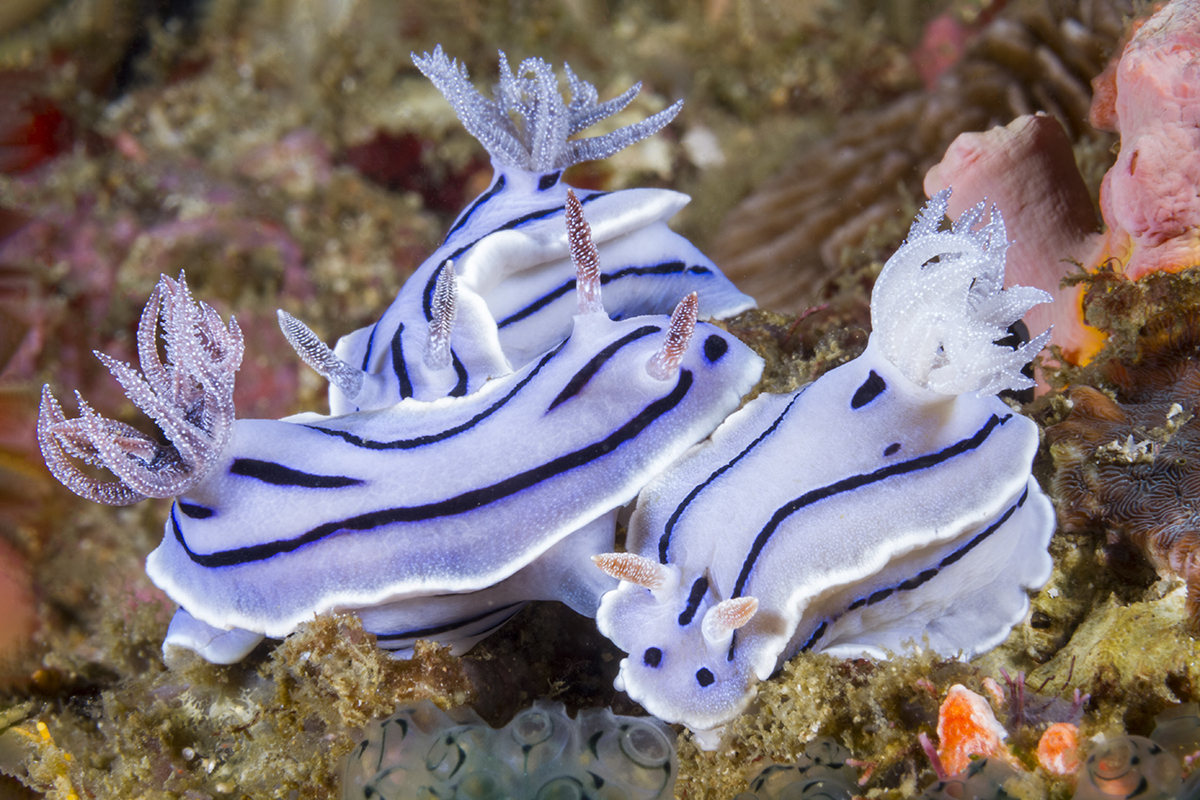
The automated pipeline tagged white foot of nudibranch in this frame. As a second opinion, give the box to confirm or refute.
[163,607,265,666]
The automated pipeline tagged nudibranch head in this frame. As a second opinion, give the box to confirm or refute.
[412,45,681,173]
[870,189,1052,397]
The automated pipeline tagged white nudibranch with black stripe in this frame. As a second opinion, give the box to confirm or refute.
[321,46,754,413]
[36,191,763,665]
[594,190,1057,740]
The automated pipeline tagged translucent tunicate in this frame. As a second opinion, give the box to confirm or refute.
[342,700,677,800]
[1150,703,1200,762]
[917,758,1022,800]
[1072,735,1182,800]
[733,737,858,800]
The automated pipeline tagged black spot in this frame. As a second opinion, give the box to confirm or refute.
[884,442,901,456]
[850,370,886,408]
[1030,611,1052,629]
[537,172,561,190]
[643,648,662,667]
[178,502,213,519]
[696,668,715,687]
[703,335,728,363]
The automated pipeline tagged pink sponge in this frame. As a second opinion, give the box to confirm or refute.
[1096,0,1200,280]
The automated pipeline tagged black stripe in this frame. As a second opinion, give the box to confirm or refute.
[443,174,506,242]
[422,191,610,319]
[677,576,708,626]
[799,621,827,653]
[360,324,378,371]
[731,413,1011,598]
[496,261,709,330]
[898,568,938,592]
[391,323,412,400]
[178,502,214,519]
[372,601,524,641]
[537,172,560,190]
[174,370,695,567]
[795,487,1028,654]
[937,486,1027,568]
[229,459,364,488]
[548,326,660,411]
[448,350,468,397]
[658,391,805,562]
[303,344,564,450]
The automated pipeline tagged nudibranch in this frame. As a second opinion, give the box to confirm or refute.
[37,197,764,664]
[594,190,1057,737]
[312,46,753,413]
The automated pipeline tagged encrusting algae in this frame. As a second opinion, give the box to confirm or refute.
[3,1,1200,799]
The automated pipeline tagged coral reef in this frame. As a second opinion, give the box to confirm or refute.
[709,0,1134,315]
[1087,0,1200,281]
[1046,315,1200,633]
[0,1,1198,799]
[934,684,1013,776]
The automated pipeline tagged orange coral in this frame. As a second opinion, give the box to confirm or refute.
[1038,722,1082,777]
[936,684,1013,775]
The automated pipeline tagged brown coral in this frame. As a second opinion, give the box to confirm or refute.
[1047,315,1200,634]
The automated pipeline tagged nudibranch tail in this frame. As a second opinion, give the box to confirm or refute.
[411,45,681,172]
[870,189,1052,397]
[425,262,457,370]
[38,273,242,503]
[277,310,366,401]
[647,292,698,380]
[565,189,603,315]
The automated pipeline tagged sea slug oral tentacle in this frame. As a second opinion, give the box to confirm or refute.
[647,293,698,381]
[566,189,603,316]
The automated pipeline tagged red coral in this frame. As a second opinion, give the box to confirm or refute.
[0,71,72,175]
[344,131,488,214]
